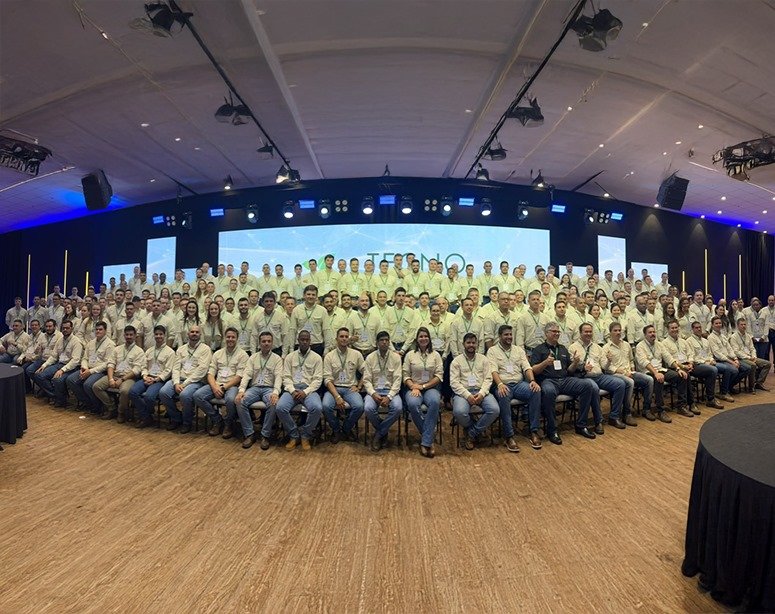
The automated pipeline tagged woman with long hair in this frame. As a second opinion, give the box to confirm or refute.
[715,304,733,337]
[656,302,676,340]
[202,301,224,351]
[403,327,443,458]
[78,303,111,343]
[587,304,606,345]
[677,297,692,339]
[607,303,627,341]
[194,279,208,310]
[178,299,201,347]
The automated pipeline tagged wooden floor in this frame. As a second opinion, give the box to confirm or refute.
[4,380,768,614]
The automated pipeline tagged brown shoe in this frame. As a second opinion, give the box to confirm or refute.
[505,436,520,453]
[657,411,672,423]
[706,399,725,409]
[529,432,542,450]
[301,438,312,451]
[718,393,734,403]
[259,436,271,450]
[101,411,116,421]
[135,416,154,429]
[420,445,431,458]
[607,417,626,429]
[242,434,255,449]
[208,422,221,436]
[676,406,694,418]
[463,433,475,450]
[624,415,638,426]
[370,434,382,452]
[690,404,701,415]
[116,414,126,424]
[755,383,769,391]
[222,424,233,439]
[643,410,657,421]
[285,438,299,451]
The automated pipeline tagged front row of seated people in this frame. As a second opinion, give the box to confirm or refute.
[19,300,771,456]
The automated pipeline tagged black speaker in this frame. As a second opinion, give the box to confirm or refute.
[81,170,113,210]
[656,173,689,211]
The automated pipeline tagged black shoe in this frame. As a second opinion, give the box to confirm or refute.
[179,424,191,434]
[594,423,605,435]
[608,417,626,429]
[370,434,381,452]
[574,426,596,439]
[547,432,562,445]
[259,436,271,450]
[166,422,180,431]
[330,431,341,444]
[346,430,359,442]
[135,416,154,429]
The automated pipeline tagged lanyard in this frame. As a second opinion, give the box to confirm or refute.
[358,311,370,329]
[259,352,272,374]
[263,309,275,329]
[303,305,315,325]
[223,349,236,371]
[376,351,389,376]
[337,350,348,374]
[465,356,477,376]
[153,345,164,362]
[297,350,309,371]
[394,307,405,325]
[462,317,473,333]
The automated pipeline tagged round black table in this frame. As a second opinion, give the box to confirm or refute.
[682,405,775,611]
[0,363,27,446]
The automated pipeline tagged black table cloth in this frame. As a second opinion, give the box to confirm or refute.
[0,363,27,445]
[682,405,775,611]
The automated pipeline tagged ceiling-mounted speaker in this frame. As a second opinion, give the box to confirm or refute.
[81,170,113,210]
[656,173,689,211]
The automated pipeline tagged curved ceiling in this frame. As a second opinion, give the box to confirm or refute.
[1,0,774,232]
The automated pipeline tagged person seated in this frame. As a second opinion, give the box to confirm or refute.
[275,330,323,451]
[194,327,249,438]
[569,323,626,431]
[362,331,403,451]
[321,327,365,443]
[34,320,84,407]
[682,321,725,410]
[158,325,212,433]
[129,325,177,428]
[529,322,598,442]
[487,324,542,451]
[729,317,771,393]
[602,322,649,425]
[0,318,30,364]
[93,325,146,422]
[707,316,749,402]
[236,331,283,450]
[450,332,499,450]
[634,324,690,421]
[403,327,444,458]
[66,321,114,414]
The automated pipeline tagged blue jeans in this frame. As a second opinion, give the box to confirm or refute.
[129,379,165,420]
[24,359,44,391]
[0,353,14,364]
[159,380,204,426]
[322,387,365,434]
[590,374,626,420]
[66,371,105,412]
[452,390,499,438]
[631,372,654,411]
[239,386,275,438]
[405,388,441,447]
[540,377,597,428]
[495,381,541,436]
[690,364,718,402]
[194,385,240,425]
[715,362,739,394]
[275,387,322,441]
[364,388,402,439]
[35,363,77,404]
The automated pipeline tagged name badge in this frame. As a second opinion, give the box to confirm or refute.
[219,367,233,379]
[256,373,266,386]
[239,332,248,345]
[377,376,387,389]
[394,326,404,337]
[560,332,570,345]
[466,374,477,387]
[676,352,686,362]
[89,353,98,363]
[302,322,313,332]
[650,358,661,367]
[553,359,562,370]
[534,326,542,337]
[432,338,443,350]
[149,362,161,376]
[338,371,347,384]
[117,360,129,372]
[293,369,303,384]
[360,331,369,344]
[420,369,430,382]
[183,359,193,371]
[505,363,515,374]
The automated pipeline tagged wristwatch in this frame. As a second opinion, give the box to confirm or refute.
[421,384,425,391]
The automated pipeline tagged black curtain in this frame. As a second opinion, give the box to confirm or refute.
[0,231,25,313]
[743,233,774,300]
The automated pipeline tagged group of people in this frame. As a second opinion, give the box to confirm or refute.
[4,255,773,457]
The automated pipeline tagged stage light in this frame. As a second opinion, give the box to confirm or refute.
[400,196,413,215]
[506,97,544,127]
[423,199,438,212]
[130,2,192,37]
[571,8,623,52]
[180,211,193,230]
[585,209,596,223]
[475,164,490,181]
[597,212,611,224]
[319,199,331,219]
[152,215,164,225]
[256,143,274,159]
[282,202,295,219]
[246,204,258,224]
[484,140,507,161]
[550,203,566,214]
[215,98,235,123]
[275,165,300,183]
[223,175,233,190]
[362,197,374,215]
[440,196,453,217]
[517,205,529,221]
[480,199,492,217]
[531,170,546,188]
[210,208,225,217]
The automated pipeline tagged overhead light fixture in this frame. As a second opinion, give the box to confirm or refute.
[700,215,705,219]
[506,97,544,127]
[480,199,492,217]
[283,202,295,219]
[319,199,331,219]
[275,165,299,184]
[440,196,453,217]
[721,196,727,201]
[475,163,489,181]
[603,192,610,198]
[517,203,529,221]
[246,204,258,224]
[484,139,507,161]
[737,223,742,228]
[717,210,723,214]
[223,175,233,190]
[180,211,193,230]
[597,211,611,223]
[256,143,274,159]
[713,136,775,181]
[130,2,192,37]
[571,8,623,52]
[654,203,660,208]
[585,209,596,223]
[698,124,704,129]
[383,164,391,177]
[400,195,413,215]
[362,197,374,215]
[531,169,546,188]
[214,94,250,125]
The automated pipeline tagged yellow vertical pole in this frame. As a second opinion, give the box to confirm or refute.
[63,249,69,293]
[739,254,743,298]
[681,270,685,294]
[85,271,89,294]
[44,275,49,299]
[26,254,31,308]
[723,274,727,301]
[704,249,708,295]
